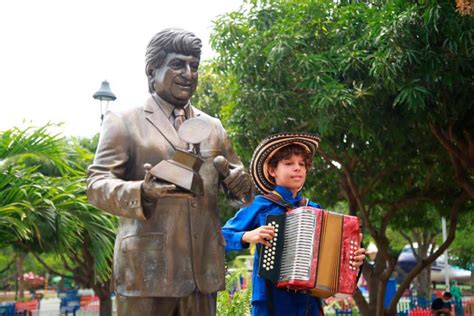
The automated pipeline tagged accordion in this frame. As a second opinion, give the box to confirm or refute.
[258,206,360,298]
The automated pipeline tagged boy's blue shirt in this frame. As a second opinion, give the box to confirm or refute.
[222,185,321,303]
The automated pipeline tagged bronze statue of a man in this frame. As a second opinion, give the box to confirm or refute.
[87,28,252,315]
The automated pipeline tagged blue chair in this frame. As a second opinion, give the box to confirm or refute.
[0,307,26,316]
[0,302,16,316]
[60,295,81,315]
[57,289,79,298]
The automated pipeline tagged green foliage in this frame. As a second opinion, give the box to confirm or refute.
[0,125,115,288]
[208,0,473,313]
[450,211,474,269]
[0,124,76,175]
[217,268,252,316]
[68,134,99,171]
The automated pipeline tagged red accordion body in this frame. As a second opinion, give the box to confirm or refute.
[258,207,360,298]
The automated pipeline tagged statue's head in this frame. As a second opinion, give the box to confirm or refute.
[145,28,202,106]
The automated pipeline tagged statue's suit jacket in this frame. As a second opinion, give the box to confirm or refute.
[87,96,242,297]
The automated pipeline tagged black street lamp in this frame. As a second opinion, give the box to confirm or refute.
[93,80,117,124]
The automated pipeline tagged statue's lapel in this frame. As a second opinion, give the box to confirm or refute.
[144,97,187,150]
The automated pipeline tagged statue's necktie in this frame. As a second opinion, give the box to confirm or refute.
[173,108,186,131]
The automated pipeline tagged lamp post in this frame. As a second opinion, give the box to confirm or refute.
[93,80,117,124]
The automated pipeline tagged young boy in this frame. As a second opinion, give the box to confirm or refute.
[222,133,366,316]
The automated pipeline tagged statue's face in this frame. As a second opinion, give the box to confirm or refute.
[153,53,199,107]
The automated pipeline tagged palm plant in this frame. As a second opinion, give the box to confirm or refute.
[0,124,74,242]
[0,125,117,315]
[0,124,75,297]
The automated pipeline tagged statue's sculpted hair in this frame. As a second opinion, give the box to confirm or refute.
[145,28,202,93]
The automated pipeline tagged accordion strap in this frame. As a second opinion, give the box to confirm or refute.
[265,280,276,316]
[262,191,307,211]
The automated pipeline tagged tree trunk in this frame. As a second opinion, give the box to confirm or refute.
[358,252,391,316]
[99,295,112,316]
[93,280,113,316]
[15,252,26,300]
[413,236,433,300]
[416,267,432,299]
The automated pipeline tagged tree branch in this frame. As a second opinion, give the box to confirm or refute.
[360,167,398,198]
[60,254,74,272]
[386,191,467,315]
[430,124,473,172]
[29,251,70,278]
[0,260,15,274]
[399,230,417,255]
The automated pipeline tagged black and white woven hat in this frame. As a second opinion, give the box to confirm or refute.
[249,132,320,194]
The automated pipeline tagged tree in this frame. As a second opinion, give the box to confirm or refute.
[22,135,117,316]
[0,125,73,245]
[0,124,75,298]
[449,211,474,269]
[0,126,116,316]
[208,0,473,315]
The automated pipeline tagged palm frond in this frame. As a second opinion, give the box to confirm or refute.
[0,124,77,175]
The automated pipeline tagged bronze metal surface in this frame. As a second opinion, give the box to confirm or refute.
[149,149,204,196]
[86,28,252,316]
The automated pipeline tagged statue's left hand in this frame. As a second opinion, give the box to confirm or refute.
[223,165,252,200]
[214,156,253,202]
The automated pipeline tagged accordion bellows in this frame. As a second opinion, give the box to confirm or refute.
[258,207,360,298]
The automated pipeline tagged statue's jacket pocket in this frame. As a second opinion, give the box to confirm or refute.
[118,233,167,291]
[121,233,164,252]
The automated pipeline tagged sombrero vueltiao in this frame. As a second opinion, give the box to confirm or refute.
[250,133,320,194]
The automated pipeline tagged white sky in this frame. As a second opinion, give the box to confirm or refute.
[0,0,243,137]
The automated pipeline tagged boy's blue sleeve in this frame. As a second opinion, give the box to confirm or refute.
[308,201,321,208]
[222,196,267,252]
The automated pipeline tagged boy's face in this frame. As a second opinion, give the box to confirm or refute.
[268,154,307,195]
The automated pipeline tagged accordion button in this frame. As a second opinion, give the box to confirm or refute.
[270,265,274,269]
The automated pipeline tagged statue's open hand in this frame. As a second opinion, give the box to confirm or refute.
[141,163,195,200]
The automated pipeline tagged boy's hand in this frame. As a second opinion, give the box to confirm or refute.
[242,225,275,247]
[350,233,366,269]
